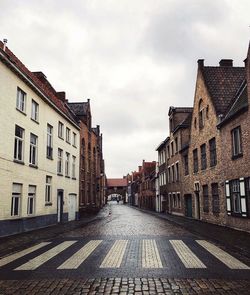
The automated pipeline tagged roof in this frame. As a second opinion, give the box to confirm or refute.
[68,102,89,117]
[173,110,193,134]
[168,106,193,116]
[107,178,127,187]
[0,41,78,126]
[156,137,169,151]
[218,82,248,127]
[201,65,245,116]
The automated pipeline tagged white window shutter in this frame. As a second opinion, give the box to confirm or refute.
[225,181,231,215]
[239,178,247,217]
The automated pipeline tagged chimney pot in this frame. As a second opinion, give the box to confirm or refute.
[219,59,233,67]
[56,91,66,101]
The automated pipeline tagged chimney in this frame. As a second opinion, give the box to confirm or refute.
[56,91,66,101]
[219,59,233,67]
[3,39,7,51]
[197,59,204,68]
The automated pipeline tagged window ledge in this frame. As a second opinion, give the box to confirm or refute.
[16,108,27,116]
[58,136,64,140]
[66,140,71,145]
[72,177,77,180]
[232,154,243,160]
[29,164,38,169]
[47,156,53,160]
[65,175,70,178]
[73,145,77,148]
[31,118,39,124]
[45,202,53,206]
[13,159,24,165]
[57,173,63,177]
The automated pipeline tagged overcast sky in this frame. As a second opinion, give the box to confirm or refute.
[1,0,249,177]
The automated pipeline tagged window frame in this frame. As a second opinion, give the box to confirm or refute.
[202,184,209,213]
[14,125,24,162]
[209,137,217,167]
[231,126,243,159]
[45,176,52,204]
[29,133,38,166]
[27,185,36,216]
[47,124,53,160]
[31,99,39,122]
[11,183,22,217]
[193,148,198,173]
[200,143,207,170]
[211,183,220,214]
[65,152,70,177]
[66,127,71,144]
[58,121,64,139]
[57,148,63,175]
[16,87,26,113]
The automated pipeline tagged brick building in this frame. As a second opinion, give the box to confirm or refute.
[156,42,250,232]
[138,160,156,211]
[166,107,193,216]
[68,102,105,215]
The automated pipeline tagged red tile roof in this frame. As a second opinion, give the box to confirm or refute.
[0,41,77,126]
[107,178,127,187]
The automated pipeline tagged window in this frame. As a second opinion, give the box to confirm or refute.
[172,193,177,208]
[231,180,241,213]
[58,122,64,139]
[11,183,22,217]
[171,142,174,156]
[203,185,209,212]
[66,127,71,143]
[171,165,175,182]
[29,133,38,166]
[72,156,76,178]
[31,100,39,122]
[176,162,179,182]
[168,167,171,183]
[184,155,189,175]
[65,152,70,177]
[167,146,170,159]
[193,149,198,173]
[27,185,36,215]
[45,176,52,204]
[14,125,24,162]
[47,124,53,159]
[209,137,217,167]
[177,192,181,209]
[73,132,77,147]
[231,126,242,158]
[16,87,26,113]
[200,144,207,170]
[175,137,178,153]
[212,183,220,213]
[199,99,205,129]
[57,148,63,174]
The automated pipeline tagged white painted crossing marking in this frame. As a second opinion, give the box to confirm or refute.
[15,241,76,270]
[0,242,51,268]
[170,240,206,269]
[58,240,102,269]
[196,240,250,270]
[100,240,128,268]
[142,239,162,268]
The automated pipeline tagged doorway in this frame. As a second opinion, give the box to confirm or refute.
[185,194,192,217]
[195,192,200,219]
[57,190,64,222]
[68,194,77,221]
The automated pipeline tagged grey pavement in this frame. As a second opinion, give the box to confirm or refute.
[0,202,250,294]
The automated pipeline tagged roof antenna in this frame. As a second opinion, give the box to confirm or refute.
[3,39,7,51]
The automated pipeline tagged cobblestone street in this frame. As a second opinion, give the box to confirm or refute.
[0,202,250,294]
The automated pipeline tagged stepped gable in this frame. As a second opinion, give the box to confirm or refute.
[0,41,75,123]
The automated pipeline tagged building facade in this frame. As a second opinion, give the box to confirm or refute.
[68,102,105,215]
[0,41,80,236]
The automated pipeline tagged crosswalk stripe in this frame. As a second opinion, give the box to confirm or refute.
[15,241,76,270]
[170,240,206,269]
[0,242,51,268]
[142,239,162,268]
[100,240,128,268]
[58,240,102,269]
[196,240,250,270]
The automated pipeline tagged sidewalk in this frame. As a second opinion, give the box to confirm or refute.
[130,205,250,259]
[0,205,110,258]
